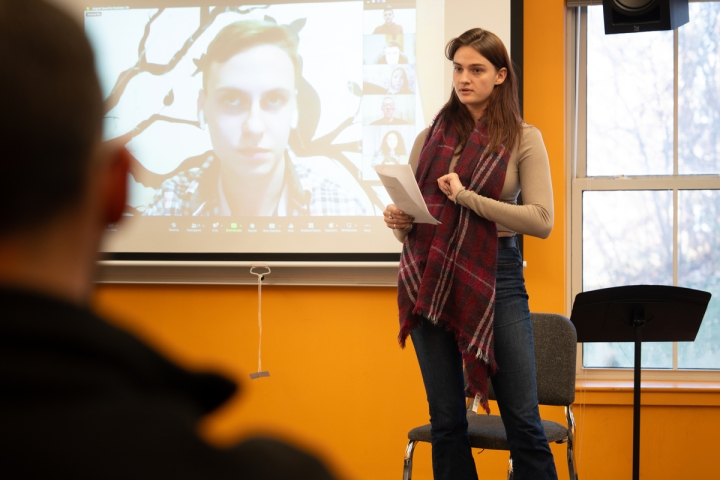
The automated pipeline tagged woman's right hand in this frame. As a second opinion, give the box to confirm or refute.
[383,204,414,230]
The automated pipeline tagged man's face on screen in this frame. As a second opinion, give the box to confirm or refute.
[384,46,400,65]
[384,9,394,24]
[381,98,396,120]
[201,44,296,178]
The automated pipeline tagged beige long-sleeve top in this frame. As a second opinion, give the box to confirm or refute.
[393,123,554,242]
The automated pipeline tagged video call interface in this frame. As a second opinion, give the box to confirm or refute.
[86,0,423,252]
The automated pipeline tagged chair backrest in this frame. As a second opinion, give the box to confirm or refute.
[488,312,577,406]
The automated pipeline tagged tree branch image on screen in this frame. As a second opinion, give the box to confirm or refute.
[86,1,423,255]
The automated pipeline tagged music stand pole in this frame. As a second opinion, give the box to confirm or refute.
[632,313,644,480]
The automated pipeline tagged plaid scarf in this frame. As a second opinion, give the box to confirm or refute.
[398,113,510,414]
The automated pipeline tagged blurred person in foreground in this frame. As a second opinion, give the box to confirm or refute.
[0,1,337,478]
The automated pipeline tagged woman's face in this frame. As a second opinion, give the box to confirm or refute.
[200,44,297,179]
[391,69,405,91]
[386,133,398,149]
[452,45,506,117]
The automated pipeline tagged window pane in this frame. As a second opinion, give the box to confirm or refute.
[582,191,673,368]
[678,3,720,175]
[678,190,720,369]
[586,6,673,177]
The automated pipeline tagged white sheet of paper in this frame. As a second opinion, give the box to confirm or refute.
[374,164,441,225]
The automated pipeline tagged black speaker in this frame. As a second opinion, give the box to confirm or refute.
[602,0,689,34]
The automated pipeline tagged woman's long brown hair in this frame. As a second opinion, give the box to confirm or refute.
[441,28,522,154]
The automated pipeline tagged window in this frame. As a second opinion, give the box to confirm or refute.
[569,2,720,376]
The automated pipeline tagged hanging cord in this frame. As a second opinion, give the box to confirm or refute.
[249,265,271,379]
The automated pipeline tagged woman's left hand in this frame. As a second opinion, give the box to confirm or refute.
[437,173,465,203]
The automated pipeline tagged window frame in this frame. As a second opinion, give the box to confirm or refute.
[566,1,720,381]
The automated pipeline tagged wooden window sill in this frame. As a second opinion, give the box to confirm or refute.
[574,380,720,407]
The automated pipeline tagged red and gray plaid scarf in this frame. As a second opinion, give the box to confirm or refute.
[398,112,510,414]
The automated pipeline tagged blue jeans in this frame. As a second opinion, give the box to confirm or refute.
[410,246,557,480]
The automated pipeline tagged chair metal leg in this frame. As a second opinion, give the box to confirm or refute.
[566,405,578,480]
[402,440,417,480]
[507,455,514,480]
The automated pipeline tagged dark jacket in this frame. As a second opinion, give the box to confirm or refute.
[0,287,335,479]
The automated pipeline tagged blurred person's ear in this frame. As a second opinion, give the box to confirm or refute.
[100,146,131,224]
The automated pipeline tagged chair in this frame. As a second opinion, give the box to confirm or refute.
[402,312,578,480]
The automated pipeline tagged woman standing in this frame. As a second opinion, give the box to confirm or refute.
[384,28,556,480]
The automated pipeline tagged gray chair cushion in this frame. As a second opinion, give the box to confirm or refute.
[408,411,569,451]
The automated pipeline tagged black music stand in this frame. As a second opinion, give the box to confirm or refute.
[570,285,710,480]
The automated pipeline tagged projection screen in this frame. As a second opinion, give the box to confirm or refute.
[49,0,517,268]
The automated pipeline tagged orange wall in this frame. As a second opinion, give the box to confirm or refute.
[571,385,720,479]
[94,285,427,479]
[523,0,567,315]
[94,1,720,479]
